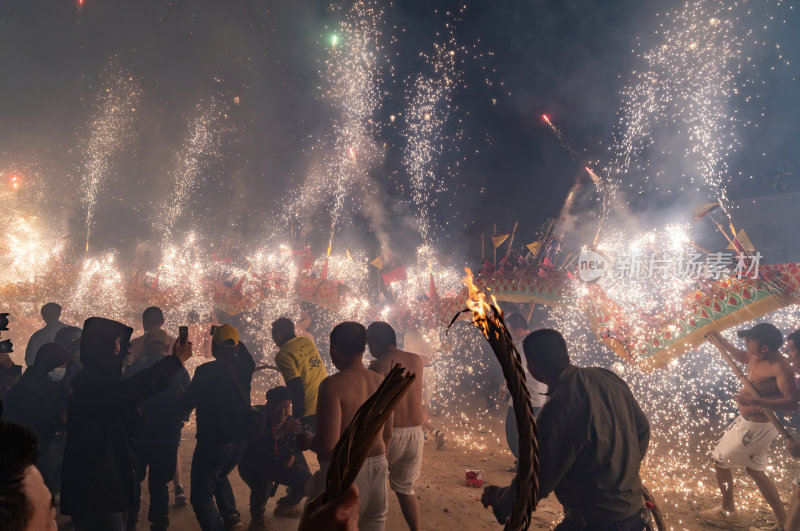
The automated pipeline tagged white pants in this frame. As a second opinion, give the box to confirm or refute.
[712,416,778,471]
[388,426,424,495]
[311,456,388,531]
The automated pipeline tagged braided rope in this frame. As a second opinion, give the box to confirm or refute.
[450,303,540,530]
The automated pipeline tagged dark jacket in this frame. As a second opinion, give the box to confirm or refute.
[182,343,255,444]
[492,365,650,527]
[0,360,22,400]
[60,317,183,516]
[3,343,71,450]
[124,352,190,447]
[25,321,67,366]
[238,406,291,484]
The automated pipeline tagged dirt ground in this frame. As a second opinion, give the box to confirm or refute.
[53,406,800,530]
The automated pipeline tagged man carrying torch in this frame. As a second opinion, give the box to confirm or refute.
[701,323,800,529]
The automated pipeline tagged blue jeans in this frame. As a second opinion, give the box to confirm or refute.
[555,512,645,530]
[505,404,541,465]
[129,441,179,531]
[190,440,247,531]
[71,511,126,531]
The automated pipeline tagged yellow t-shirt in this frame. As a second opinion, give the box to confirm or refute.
[275,336,328,417]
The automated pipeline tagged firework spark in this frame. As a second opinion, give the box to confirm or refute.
[80,65,141,251]
[160,98,227,239]
[403,31,461,244]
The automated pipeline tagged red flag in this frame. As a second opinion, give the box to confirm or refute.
[381,266,407,286]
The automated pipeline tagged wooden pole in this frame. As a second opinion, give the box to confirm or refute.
[525,302,536,325]
[493,224,497,267]
[505,221,518,260]
[706,334,793,439]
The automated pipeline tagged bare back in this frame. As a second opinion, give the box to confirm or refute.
[372,347,424,428]
[316,364,388,461]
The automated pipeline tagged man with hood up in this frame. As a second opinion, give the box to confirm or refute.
[2,343,72,494]
[60,317,192,531]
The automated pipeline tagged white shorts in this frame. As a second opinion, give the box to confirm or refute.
[712,416,779,472]
[388,426,424,495]
[310,456,388,531]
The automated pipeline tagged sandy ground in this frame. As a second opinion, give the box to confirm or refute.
[52,405,800,530]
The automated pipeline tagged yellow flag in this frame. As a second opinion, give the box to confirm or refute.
[726,229,755,251]
[526,241,540,255]
[346,249,353,261]
[370,256,384,270]
[492,234,509,248]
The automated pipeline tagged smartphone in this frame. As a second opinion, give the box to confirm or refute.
[179,326,189,345]
[209,325,218,337]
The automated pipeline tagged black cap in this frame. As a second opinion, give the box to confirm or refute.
[737,323,784,350]
[266,386,292,404]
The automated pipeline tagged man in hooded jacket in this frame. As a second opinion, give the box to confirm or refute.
[60,317,192,531]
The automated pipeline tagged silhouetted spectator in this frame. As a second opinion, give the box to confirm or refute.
[3,343,71,494]
[238,386,308,529]
[60,317,192,530]
[25,303,67,367]
[124,329,191,531]
[182,324,255,531]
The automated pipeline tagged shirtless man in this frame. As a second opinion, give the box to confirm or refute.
[297,321,392,531]
[700,323,800,528]
[367,322,424,531]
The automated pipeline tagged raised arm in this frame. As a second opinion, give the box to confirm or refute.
[117,341,192,407]
[709,330,749,364]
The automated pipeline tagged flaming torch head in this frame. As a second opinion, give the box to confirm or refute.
[463,267,501,339]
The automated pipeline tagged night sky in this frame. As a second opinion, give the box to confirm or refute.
[1,0,798,262]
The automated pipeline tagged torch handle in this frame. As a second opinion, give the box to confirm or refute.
[706,334,793,440]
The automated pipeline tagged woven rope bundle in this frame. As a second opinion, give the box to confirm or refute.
[449,271,540,531]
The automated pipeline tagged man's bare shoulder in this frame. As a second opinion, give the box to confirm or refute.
[397,349,423,372]
[367,366,385,384]
[751,355,793,375]
[319,372,346,393]
[766,355,794,375]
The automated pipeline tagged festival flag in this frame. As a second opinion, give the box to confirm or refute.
[492,234,509,248]
[726,229,755,252]
[693,202,720,220]
[370,256,384,270]
[382,266,407,286]
[346,248,354,261]
[526,241,540,255]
